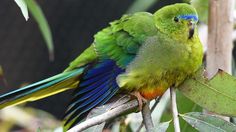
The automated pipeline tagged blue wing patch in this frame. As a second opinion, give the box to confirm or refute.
[63,60,124,129]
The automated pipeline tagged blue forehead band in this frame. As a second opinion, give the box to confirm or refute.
[178,15,198,21]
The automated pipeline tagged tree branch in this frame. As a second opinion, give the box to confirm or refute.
[206,0,234,121]
[141,101,154,132]
[170,87,180,132]
[136,96,162,132]
[67,99,138,132]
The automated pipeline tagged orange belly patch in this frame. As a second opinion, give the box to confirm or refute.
[140,86,167,100]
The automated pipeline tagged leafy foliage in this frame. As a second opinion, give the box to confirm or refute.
[161,91,201,132]
[179,69,236,116]
[15,0,54,60]
[14,0,29,21]
[180,112,236,132]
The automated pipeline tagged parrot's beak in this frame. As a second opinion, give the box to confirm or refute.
[188,21,195,39]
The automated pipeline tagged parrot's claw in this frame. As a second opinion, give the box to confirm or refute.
[131,91,147,111]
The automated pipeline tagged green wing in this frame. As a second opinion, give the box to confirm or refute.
[94,12,157,67]
[65,12,157,70]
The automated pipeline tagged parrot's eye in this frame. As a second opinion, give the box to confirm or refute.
[173,17,179,22]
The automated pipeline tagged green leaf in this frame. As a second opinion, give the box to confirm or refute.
[24,0,54,60]
[176,91,201,132]
[178,69,236,116]
[160,91,200,132]
[14,0,29,21]
[180,112,236,132]
[154,121,171,132]
[126,0,159,13]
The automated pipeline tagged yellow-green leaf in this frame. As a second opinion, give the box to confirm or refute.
[24,0,54,60]
[180,112,236,132]
[178,69,236,116]
[160,91,200,132]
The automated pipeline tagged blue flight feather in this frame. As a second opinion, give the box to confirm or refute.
[83,60,114,79]
[65,89,112,127]
[74,73,111,96]
[66,80,111,113]
[63,60,124,129]
[68,80,120,128]
[79,70,112,87]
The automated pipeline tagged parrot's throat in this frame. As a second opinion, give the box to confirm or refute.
[188,28,194,39]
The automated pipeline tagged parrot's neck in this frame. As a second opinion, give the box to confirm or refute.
[171,28,199,45]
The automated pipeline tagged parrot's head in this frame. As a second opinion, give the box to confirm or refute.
[154,3,198,41]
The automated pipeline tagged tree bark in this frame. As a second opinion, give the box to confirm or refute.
[141,102,154,132]
[207,0,235,121]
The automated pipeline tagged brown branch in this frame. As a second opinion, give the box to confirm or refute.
[67,99,138,132]
[141,101,154,132]
[206,0,235,121]
[136,96,162,132]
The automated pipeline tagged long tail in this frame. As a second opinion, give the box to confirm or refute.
[0,67,85,109]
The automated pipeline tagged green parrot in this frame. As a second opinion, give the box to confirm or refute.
[0,3,203,130]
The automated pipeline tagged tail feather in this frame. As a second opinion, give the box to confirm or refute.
[0,68,85,109]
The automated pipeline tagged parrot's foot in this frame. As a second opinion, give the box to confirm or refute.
[131,91,147,111]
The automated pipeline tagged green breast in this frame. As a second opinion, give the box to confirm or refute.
[117,34,203,91]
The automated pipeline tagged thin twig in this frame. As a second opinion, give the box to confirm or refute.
[141,101,154,132]
[170,87,180,132]
[136,96,162,132]
[150,97,162,112]
[67,99,138,132]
